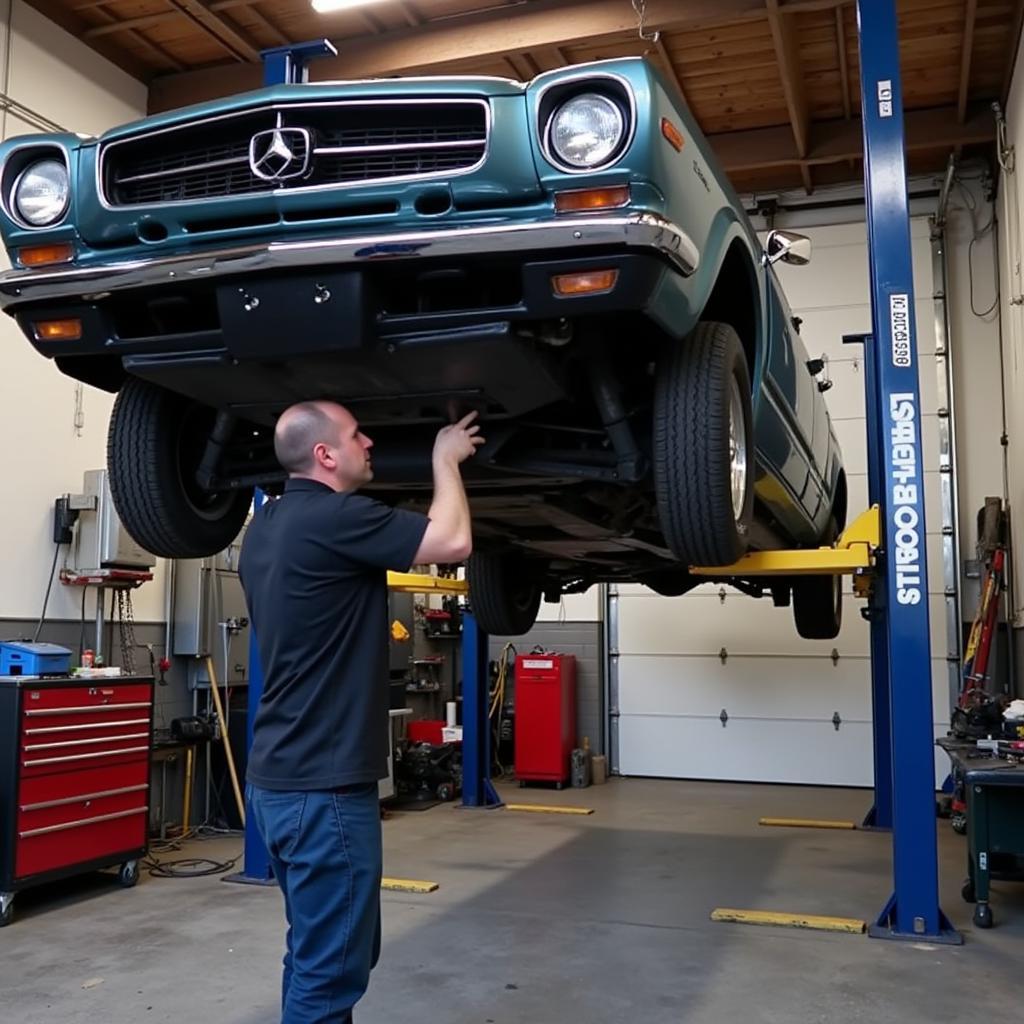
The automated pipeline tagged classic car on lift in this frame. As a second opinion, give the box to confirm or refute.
[0,57,845,638]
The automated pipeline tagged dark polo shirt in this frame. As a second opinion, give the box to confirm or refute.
[239,478,429,790]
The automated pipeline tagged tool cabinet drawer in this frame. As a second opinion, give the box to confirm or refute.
[18,779,149,835]
[14,807,147,880]
[18,737,150,778]
[20,683,152,714]
[18,761,149,809]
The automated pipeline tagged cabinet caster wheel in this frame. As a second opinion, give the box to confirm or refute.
[961,880,976,903]
[973,903,993,929]
[951,813,967,835]
[555,782,564,791]
[118,860,140,888]
[0,893,13,928]
[518,780,526,788]
[436,783,453,802]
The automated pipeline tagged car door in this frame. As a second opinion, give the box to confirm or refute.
[759,266,817,514]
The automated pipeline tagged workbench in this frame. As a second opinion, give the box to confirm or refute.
[938,736,1024,928]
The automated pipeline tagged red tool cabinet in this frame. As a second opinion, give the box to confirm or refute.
[0,675,154,926]
[514,653,576,787]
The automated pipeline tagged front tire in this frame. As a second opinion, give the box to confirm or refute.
[792,518,843,639]
[653,321,754,566]
[467,553,542,636]
[108,378,253,558]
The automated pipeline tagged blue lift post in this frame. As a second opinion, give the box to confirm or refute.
[843,330,894,832]
[261,39,338,86]
[855,0,959,943]
[460,611,502,808]
[225,488,274,886]
[227,40,341,885]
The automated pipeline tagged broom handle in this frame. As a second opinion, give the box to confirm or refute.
[205,656,246,827]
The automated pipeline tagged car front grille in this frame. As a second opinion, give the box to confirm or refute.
[100,100,490,206]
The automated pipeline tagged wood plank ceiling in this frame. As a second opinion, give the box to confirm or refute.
[24,0,1024,194]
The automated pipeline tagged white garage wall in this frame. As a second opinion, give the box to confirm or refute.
[616,194,1004,787]
[998,30,1024,623]
[0,2,149,625]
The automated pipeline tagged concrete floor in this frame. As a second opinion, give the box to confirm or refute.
[3,778,1022,1023]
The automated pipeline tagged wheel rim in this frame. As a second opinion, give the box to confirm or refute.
[728,378,748,521]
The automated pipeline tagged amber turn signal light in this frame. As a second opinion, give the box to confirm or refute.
[33,318,82,342]
[18,242,74,267]
[551,269,619,296]
[554,186,630,213]
[661,118,684,152]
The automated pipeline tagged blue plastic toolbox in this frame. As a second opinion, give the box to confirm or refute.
[0,642,72,677]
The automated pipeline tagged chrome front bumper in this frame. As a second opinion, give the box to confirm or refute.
[0,213,699,309]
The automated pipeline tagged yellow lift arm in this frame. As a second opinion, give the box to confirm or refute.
[386,572,468,595]
[386,506,881,597]
[690,506,880,585]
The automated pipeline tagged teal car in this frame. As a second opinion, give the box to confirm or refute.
[0,57,845,638]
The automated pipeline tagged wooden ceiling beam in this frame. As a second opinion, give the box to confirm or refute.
[519,51,542,77]
[239,4,292,47]
[654,37,689,109]
[835,6,851,120]
[1002,0,1024,105]
[777,0,852,12]
[397,2,424,27]
[149,0,770,111]
[765,0,811,192]
[165,0,263,62]
[85,14,176,40]
[713,104,995,174]
[957,0,977,123]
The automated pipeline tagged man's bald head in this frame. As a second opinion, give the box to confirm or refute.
[274,401,345,474]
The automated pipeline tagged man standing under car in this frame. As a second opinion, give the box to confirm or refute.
[239,400,483,1023]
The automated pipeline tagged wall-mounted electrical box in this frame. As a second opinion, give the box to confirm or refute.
[69,469,154,571]
[172,529,250,689]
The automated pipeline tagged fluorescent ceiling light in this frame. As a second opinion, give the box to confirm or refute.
[311,0,388,11]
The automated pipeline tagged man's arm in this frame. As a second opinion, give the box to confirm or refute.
[413,412,484,565]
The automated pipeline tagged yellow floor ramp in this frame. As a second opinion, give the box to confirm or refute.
[759,817,857,830]
[503,803,594,815]
[711,908,866,934]
[381,878,439,893]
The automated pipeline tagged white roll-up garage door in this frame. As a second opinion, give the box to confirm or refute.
[614,218,952,787]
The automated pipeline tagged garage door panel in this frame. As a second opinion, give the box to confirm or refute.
[618,216,945,784]
[771,227,932,312]
[844,469,942,528]
[794,299,937,366]
[833,418,941,475]
[617,654,873,719]
[618,715,875,785]
[618,716,952,787]
[617,590,949,659]
[823,351,939,420]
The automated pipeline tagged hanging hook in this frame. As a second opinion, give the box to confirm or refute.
[632,0,660,43]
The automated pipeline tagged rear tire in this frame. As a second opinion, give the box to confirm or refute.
[107,378,252,558]
[467,552,542,636]
[792,518,843,640]
[653,321,754,566]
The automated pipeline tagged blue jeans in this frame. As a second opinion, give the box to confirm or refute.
[247,783,383,1024]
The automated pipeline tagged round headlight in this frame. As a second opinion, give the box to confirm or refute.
[14,158,69,227]
[548,93,625,169]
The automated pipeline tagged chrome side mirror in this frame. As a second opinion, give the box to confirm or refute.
[765,229,812,266]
